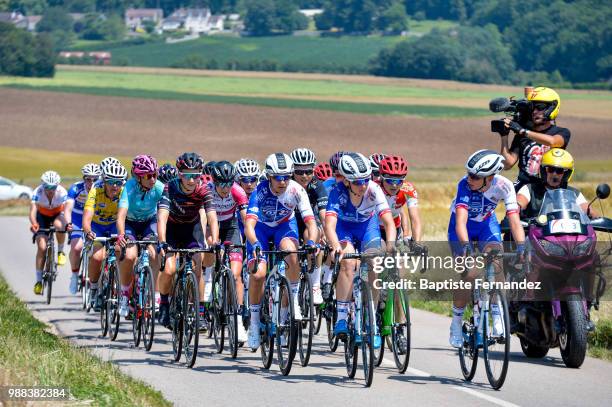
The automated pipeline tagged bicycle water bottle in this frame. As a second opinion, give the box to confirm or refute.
[142,250,150,267]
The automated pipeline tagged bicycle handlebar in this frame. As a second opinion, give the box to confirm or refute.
[159,246,214,272]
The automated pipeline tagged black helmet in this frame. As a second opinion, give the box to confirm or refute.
[203,160,217,175]
[176,152,204,172]
[158,163,178,184]
[211,161,237,183]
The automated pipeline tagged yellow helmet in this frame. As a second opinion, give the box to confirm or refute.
[540,148,574,185]
[528,86,561,120]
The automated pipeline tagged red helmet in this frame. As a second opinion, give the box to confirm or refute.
[380,155,408,177]
[201,173,213,184]
[314,162,333,181]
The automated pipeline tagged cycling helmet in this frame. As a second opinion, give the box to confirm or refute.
[212,161,237,183]
[203,160,217,175]
[265,153,294,176]
[102,158,127,181]
[100,156,121,175]
[81,163,101,177]
[41,170,61,186]
[339,153,371,181]
[236,158,260,177]
[158,163,178,184]
[540,148,574,185]
[176,152,204,172]
[369,153,388,175]
[527,86,560,120]
[132,154,158,176]
[329,151,349,172]
[380,155,408,178]
[290,148,316,166]
[465,150,505,177]
[314,162,333,181]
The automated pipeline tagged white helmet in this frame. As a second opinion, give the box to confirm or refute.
[236,158,260,177]
[290,148,316,166]
[100,157,127,180]
[41,170,61,186]
[339,153,371,181]
[81,163,101,177]
[465,150,505,177]
[265,153,294,176]
[369,153,387,174]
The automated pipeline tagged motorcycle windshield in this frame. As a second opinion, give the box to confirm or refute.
[538,189,590,233]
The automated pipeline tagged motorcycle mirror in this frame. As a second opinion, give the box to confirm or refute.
[489,97,511,113]
[596,183,610,200]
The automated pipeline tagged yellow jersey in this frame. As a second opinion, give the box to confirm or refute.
[83,181,123,225]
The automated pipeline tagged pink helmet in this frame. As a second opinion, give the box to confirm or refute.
[132,154,158,176]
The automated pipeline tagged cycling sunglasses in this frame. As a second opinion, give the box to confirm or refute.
[83,176,98,183]
[272,175,291,182]
[351,178,369,186]
[43,184,57,190]
[215,181,233,188]
[105,179,124,187]
[467,173,483,180]
[180,172,201,180]
[239,176,258,184]
[383,177,403,186]
[139,173,157,180]
[294,169,314,176]
[545,167,566,175]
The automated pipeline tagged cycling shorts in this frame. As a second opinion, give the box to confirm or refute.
[167,221,205,250]
[91,221,117,240]
[69,212,83,241]
[246,218,299,264]
[35,212,63,237]
[125,217,157,241]
[447,214,501,256]
[336,216,382,252]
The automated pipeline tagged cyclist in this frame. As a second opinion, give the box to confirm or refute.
[290,147,328,304]
[235,158,260,199]
[377,156,422,244]
[369,153,388,183]
[206,160,249,342]
[157,153,219,328]
[244,153,319,350]
[323,151,349,193]
[448,150,526,348]
[64,163,100,294]
[116,155,164,318]
[499,87,571,191]
[30,171,68,295]
[314,162,333,182]
[325,153,396,349]
[82,157,128,311]
[158,163,178,184]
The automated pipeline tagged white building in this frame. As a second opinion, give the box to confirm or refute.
[125,8,163,32]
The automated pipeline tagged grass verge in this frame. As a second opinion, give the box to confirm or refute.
[588,318,612,361]
[0,273,171,405]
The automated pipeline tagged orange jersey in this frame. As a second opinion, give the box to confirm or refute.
[379,181,418,228]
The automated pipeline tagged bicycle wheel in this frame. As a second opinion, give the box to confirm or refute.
[132,274,142,348]
[326,289,339,352]
[44,246,54,305]
[298,274,314,367]
[212,271,225,354]
[99,265,109,337]
[108,263,121,341]
[483,289,510,390]
[360,281,375,387]
[142,265,156,352]
[391,289,411,373]
[373,306,385,367]
[276,275,297,376]
[80,251,89,310]
[225,269,239,359]
[260,283,274,369]
[171,278,183,362]
[344,312,358,378]
[458,304,479,381]
[183,272,200,368]
[314,305,323,335]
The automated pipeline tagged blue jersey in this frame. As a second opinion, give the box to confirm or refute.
[323,178,337,193]
[119,178,165,222]
[450,175,519,223]
[246,180,314,227]
[67,181,88,216]
[326,181,390,223]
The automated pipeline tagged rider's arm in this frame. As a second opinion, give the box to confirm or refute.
[524,131,566,148]
[63,199,74,225]
[245,216,258,245]
[324,213,340,251]
[516,185,530,210]
[381,211,396,245]
[29,202,38,227]
[407,205,422,242]
[508,211,525,244]
[82,209,93,235]
[239,207,247,225]
[305,218,319,244]
[205,208,219,243]
[454,207,470,244]
[116,207,127,236]
[157,208,168,243]
[500,135,518,170]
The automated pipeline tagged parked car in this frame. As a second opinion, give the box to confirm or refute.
[0,176,33,200]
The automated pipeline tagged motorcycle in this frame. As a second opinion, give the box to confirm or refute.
[505,184,612,368]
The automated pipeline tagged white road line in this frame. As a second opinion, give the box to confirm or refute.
[453,386,521,407]
[382,358,431,377]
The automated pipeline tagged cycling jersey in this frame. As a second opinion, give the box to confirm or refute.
[450,175,518,222]
[378,180,418,228]
[206,182,248,223]
[66,181,88,216]
[32,185,68,217]
[158,178,214,224]
[326,182,390,223]
[84,181,123,226]
[323,177,338,193]
[295,179,328,231]
[119,178,164,222]
[246,180,314,227]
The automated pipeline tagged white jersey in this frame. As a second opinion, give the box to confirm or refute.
[32,185,68,217]
[451,175,518,222]
[246,179,315,227]
[326,181,391,223]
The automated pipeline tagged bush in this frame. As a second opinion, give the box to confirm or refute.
[589,319,612,350]
[413,11,426,21]
[0,22,55,77]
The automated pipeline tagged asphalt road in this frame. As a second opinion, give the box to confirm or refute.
[1,217,610,407]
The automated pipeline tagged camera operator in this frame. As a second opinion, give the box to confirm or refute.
[498,87,571,191]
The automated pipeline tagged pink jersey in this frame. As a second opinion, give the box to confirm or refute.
[207,182,248,222]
